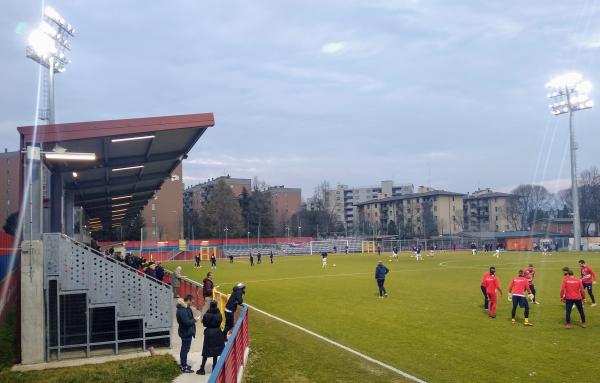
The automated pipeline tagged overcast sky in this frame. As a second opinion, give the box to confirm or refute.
[1,0,599,198]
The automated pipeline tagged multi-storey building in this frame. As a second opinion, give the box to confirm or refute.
[356,187,465,237]
[268,186,301,231]
[142,163,184,241]
[0,150,20,230]
[463,189,519,232]
[184,175,251,213]
[326,180,414,231]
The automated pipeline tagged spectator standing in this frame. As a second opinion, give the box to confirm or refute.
[155,263,165,281]
[201,272,215,315]
[375,261,389,298]
[172,266,183,298]
[176,295,199,373]
[223,283,245,338]
[196,301,225,375]
[145,262,157,279]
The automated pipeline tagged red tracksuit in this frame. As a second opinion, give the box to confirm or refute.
[484,275,500,317]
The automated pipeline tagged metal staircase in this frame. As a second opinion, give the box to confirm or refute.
[43,233,172,360]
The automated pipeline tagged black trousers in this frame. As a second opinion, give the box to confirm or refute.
[530,284,537,301]
[565,299,586,323]
[223,310,235,337]
[583,283,596,303]
[480,285,489,309]
[376,278,386,296]
[511,296,529,318]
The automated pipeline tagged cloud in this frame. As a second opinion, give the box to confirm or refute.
[320,41,348,54]
[575,35,600,49]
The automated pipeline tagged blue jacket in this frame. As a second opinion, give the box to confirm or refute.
[375,264,389,280]
[176,301,196,339]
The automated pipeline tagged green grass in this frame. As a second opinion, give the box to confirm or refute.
[0,355,181,383]
[167,251,600,383]
[0,304,17,370]
[244,308,409,383]
[0,302,180,383]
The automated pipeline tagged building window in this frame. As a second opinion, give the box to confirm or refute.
[434,206,437,212]
[495,206,498,212]
[495,225,499,230]
[151,216,156,224]
[152,203,156,211]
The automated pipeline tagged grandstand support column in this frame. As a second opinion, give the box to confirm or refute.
[23,146,43,240]
[20,240,46,364]
[64,190,74,236]
[50,172,64,233]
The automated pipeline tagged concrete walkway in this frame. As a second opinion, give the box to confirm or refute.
[170,301,212,383]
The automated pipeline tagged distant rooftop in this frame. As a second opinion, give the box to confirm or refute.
[355,189,466,206]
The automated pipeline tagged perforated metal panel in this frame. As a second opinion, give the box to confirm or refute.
[43,234,172,353]
[44,234,61,277]
[117,268,144,317]
[89,256,118,304]
[144,280,172,329]
[59,239,89,291]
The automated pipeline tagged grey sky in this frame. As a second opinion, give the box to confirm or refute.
[1,0,599,198]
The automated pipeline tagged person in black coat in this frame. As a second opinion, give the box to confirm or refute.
[176,295,199,373]
[145,262,157,279]
[155,263,165,281]
[196,301,225,375]
[223,283,245,338]
[375,261,390,298]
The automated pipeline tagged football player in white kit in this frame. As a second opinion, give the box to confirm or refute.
[415,244,423,261]
[321,252,328,268]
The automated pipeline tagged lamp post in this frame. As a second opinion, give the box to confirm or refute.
[285,225,290,241]
[247,231,250,249]
[298,226,302,238]
[546,72,594,251]
[26,5,75,124]
[224,227,229,251]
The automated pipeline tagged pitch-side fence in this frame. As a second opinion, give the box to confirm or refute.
[164,271,250,383]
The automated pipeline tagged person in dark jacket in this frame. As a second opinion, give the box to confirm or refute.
[155,263,165,281]
[196,301,225,375]
[145,262,157,279]
[176,295,199,373]
[195,253,201,268]
[249,252,254,267]
[375,261,390,298]
[223,283,245,338]
[201,272,215,315]
[210,253,217,269]
[269,250,274,264]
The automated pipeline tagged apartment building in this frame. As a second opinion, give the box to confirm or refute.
[0,150,20,230]
[463,188,519,232]
[184,175,251,213]
[325,180,414,231]
[268,186,301,230]
[142,163,184,241]
[356,187,465,236]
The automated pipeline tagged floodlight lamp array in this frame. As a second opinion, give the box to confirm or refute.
[546,72,593,116]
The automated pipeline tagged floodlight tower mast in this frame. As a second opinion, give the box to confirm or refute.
[546,72,594,251]
[26,5,75,124]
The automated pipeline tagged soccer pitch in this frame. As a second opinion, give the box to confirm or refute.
[166,251,600,382]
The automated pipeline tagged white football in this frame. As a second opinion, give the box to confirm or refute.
[333,264,336,267]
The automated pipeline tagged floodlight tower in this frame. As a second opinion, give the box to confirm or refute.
[26,5,75,124]
[546,72,594,251]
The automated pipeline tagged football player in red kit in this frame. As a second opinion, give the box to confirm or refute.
[523,264,539,304]
[508,270,533,326]
[483,267,502,318]
[578,260,596,306]
[480,270,490,310]
[560,268,587,329]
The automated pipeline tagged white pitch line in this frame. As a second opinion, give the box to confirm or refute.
[247,303,427,383]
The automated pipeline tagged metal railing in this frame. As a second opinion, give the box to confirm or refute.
[165,270,250,382]
[208,305,249,383]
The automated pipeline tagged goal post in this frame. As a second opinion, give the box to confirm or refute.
[361,241,375,254]
[199,246,218,260]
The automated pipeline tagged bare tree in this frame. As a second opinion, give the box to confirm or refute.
[510,184,552,229]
